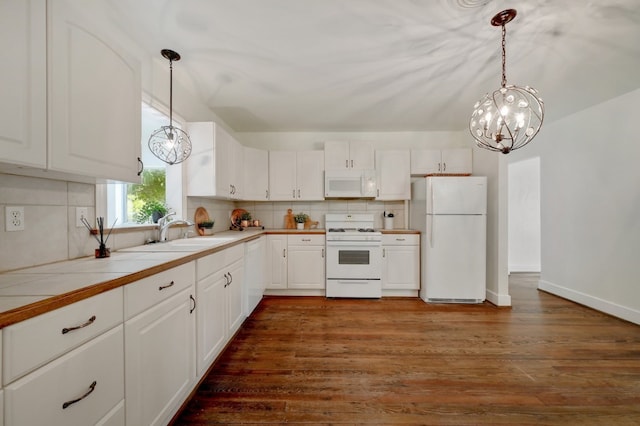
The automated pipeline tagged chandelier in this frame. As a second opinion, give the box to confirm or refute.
[469,9,544,154]
[148,49,192,165]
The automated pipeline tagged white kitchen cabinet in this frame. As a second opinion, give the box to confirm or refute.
[4,325,124,426]
[324,141,374,170]
[268,150,324,201]
[0,389,3,426]
[266,235,288,290]
[287,235,325,290]
[0,0,47,169]
[124,264,196,426]
[244,236,267,315]
[266,234,325,292]
[186,121,244,199]
[48,0,141,183]
[375,150,411,200]
[243,146,269,200]
[382,234,420,293]
[195,244,245,377]
[410,148,472,176]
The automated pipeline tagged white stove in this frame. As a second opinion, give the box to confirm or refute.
[325,214,382,298]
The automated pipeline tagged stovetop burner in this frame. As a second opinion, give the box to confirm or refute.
[358,228,376,232]
[328,228,346,232]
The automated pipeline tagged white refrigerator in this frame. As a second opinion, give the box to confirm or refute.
[410,176,487,303]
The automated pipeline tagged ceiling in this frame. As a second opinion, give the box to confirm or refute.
[107,0,640,132]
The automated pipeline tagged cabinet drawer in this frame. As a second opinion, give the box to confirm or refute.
[125,262,195,320]
[3,288,123,385]
[382,234,419,246]
[4,325,124,426]
[197,244,244,280]
[287,234,325,246]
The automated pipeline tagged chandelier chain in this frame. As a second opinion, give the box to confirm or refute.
[501,24,507,88]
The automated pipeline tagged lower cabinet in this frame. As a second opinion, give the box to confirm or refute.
[195,244,245,378]
[4,326,125,426]
[124,263,196,426]
[382,234,420,294]
[266,234,325,293]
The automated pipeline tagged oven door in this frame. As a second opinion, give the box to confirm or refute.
[325,240,382,280]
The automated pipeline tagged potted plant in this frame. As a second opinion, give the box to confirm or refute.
[135,200,168,224]
[293,212,308,230]
[240,211,252,227]
[197,220,215,235]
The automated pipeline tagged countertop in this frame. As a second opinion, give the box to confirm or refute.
[0,228,418,328]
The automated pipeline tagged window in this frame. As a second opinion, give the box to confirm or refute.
[102,101,184,227]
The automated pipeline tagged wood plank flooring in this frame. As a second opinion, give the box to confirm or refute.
[173,274,640,425]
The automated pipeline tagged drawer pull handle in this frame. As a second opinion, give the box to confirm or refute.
[159,280,175,291]
[302,238,311,242]
[190,294,196,314]
[396,238,406,241]
[62,315,96,334]
[224,273,229,287]
[62,380,97,409]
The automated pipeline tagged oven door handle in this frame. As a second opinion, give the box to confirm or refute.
[326,241,381,248]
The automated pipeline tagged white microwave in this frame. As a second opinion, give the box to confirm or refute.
[324,169,377,198]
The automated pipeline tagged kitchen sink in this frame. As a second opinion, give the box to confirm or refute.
[120,237,236,252]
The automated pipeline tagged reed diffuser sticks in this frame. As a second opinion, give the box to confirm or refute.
[81,216,117,258]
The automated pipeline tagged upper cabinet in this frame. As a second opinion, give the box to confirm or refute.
[243,146,269,201]
[410,148,472,176]
[0,0,47,169]
[269,151,324,201]
[375,150,411,200]
[0,0,142,183]
[186,122,244,199]
[324,141,374,171]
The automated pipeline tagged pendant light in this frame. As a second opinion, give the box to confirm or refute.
[148,49,192,165]
[469,9,544,154]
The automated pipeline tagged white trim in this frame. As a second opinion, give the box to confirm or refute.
[509,264,541,273]
[539,279,640,325]
[485,288,512,306]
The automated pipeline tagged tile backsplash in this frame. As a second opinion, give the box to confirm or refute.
[1,173,406,271]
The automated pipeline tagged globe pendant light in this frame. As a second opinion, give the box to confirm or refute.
[148,49,192,165]
[469,9,544,154]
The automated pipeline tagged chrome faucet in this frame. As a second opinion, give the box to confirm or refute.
[157,212,194,242]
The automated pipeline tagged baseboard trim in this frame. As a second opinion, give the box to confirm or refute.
[538,279,640,325]
[486,289,511,306]
[509,264,541,273]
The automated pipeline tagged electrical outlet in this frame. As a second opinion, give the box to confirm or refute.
[6,206,25,231]
[76,207,89,228]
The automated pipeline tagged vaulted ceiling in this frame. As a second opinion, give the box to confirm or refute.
[107,0,640,132]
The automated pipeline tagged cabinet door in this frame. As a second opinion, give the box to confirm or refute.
[229,138,243,199]
[0,0,46,168]
[125,287,196,426]
[196,271,227,377]
[268,151,297,200]
[441,148,472,175]
[324,141,350,170]
[215,125,232,197]
[349,141,375,170]
[287,246,325,289]
[48,0,141,182]
[296,151,324,200]
[243,146,269,200]
[410,149,442,175]
[376,150,411,200]
[267,235,288,289]
[4,326,124,426]
[382,244,420,290]
[226,259,245,336]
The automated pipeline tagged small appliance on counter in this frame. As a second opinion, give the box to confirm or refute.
[383,211,394,230]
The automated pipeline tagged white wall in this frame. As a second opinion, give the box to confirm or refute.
[508,157,541,272]
[472,147,510,306]
[509,88,640,324]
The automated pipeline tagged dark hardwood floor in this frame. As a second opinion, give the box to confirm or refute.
[173,274,640,425]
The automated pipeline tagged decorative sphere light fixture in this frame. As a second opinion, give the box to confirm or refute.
[469,9,544,154]
[148,49,192,165]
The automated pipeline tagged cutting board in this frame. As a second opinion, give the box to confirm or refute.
[194,207,211,236]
